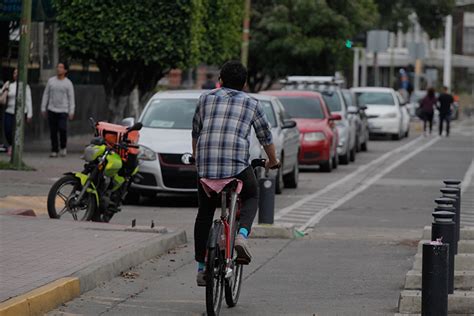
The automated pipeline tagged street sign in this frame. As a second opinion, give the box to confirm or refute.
[0,0,21,20]
[408,42,426,60]
[366,30,389,53]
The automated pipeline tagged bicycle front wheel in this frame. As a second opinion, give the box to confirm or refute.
[206,246,224,316]
[224,261,243,307]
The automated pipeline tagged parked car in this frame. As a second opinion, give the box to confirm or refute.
[282,76,357,164]
[351,87,410,140]
[123,90,299,199]
[260,90,340,172]
[342,89,369,152]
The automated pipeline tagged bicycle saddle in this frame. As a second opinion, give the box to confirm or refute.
[200,178,243,197]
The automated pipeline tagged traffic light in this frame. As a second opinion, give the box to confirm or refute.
[345,39,353,49]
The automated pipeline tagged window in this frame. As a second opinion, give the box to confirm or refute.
[278,96,325,119]
[355,92,395,106]
[142,99,197,129]
[321,92,342,112]
[260,101,277,127]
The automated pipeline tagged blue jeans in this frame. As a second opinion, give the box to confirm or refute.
[439,114,451,136]
[3,112,14,146]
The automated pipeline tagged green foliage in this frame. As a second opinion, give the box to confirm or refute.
[248,0,378,91]
[375,0,455,38]
[201,0,244,65]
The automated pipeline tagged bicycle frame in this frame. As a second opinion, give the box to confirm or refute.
[220,188,240,279]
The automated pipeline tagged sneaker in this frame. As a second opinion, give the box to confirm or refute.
[196,270,206,287]
[235,234,252,264]
[59,148,67,157]
[50,152,58,158]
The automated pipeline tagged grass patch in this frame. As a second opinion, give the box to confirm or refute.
[0,159,35,171]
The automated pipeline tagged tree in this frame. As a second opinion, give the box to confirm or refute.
[375,0,455,38]
[247,0,378,92]
[53,0,243,122]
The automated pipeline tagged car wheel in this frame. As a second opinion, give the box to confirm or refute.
[332,151,339,169]
[391,133,400,140]
[283,159,298,189]
[350,145,356,162]
[275,157,284,194]
[339,146,350,165]
[404,128,409,138]
[361,131,368,151]
[319,158,332,172]
[355,136,361,152]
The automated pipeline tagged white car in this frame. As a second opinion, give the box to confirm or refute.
[123,90,299,200]
[351,87,410,140]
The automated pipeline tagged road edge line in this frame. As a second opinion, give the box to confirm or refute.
[0,277,80,316]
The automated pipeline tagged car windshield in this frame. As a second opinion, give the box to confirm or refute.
[141,98,197,129]
[355,92,395,106]
[342,91,353,107]
[321,93,342,112]
[278,97,324,119]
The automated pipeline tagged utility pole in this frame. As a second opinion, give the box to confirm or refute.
[443,15,453,91]
[241,0,251,67]
[414,19,422,92]
[11,0,32,169]
[353,47,360,88]
[373,52,379,86]
[361,48,367,86]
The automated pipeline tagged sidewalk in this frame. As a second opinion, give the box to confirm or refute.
[0,214,186,315]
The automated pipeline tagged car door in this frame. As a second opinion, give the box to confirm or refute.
[396,92,410,133]
[273,98,299,174]
[259,99,283,159]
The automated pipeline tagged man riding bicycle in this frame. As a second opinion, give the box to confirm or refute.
[192,60,280,286]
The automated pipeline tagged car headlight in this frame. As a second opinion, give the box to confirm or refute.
[303,132,326,141]
[381,112,397,118]
[138,145,156,161]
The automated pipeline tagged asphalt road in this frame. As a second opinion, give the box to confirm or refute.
[48,120,474,315]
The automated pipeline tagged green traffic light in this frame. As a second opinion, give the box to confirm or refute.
[345,40,352,48]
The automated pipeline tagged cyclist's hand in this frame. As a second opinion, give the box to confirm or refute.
[266,159,281,171]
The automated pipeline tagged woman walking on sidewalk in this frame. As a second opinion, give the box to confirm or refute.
[0,68,33,156]
[419,88,437,136]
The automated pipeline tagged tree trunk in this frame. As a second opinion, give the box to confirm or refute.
[107,93,131,124]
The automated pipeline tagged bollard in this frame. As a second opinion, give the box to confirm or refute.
[435,197,457,254]
[258,176,275,224]
[443,179,462,237]
[441,187,461,249]
[431,207,456,294]
[422,241,449,316]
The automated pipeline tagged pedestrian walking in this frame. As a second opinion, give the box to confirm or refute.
[41,62,75,157]
[419,88,437,136]
[201,73,216,89]
[0,68,33,156]
[437,86,454,137]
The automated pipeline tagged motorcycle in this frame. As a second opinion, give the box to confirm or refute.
[47,118,143,222]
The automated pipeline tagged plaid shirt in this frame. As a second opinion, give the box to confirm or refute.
[192,88,273,179]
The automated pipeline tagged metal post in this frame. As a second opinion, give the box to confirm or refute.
[361,48,367,86]
[422,241,449,316]
[373,52,379,86]
[11,0,32,169]
[414,19,421,92]
[443,15,452,91]
[353,47,360,88]
[431,207,456,294]
[258,176,275,224]
[435,197,457,254]
[441,186,461,248]
[240,0,251,67]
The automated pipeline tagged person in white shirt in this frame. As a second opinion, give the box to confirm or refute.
[0,68,33,156]
[41,62,75,158]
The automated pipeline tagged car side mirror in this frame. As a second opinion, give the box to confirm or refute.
[359,105,368,111]
[329,114,342,121]
[121,117,135,127]
[282,119,297,129]
[348,106,358,114]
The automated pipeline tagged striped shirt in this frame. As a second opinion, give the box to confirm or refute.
[192,88,273,179]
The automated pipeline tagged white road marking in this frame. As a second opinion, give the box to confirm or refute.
[298,136,440,231]
[275,135,425,220]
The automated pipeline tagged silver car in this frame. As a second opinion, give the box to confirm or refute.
[124,90,299,199]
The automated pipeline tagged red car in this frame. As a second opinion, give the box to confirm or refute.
[260,90,341,172]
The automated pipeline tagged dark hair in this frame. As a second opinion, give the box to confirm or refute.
[427,87,435,98]
[219,60,247,90]
[58,61,69,71]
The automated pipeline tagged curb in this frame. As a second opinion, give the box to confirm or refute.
[398,290,474,314]
[416,239,474,253]
[250,223,299,239]
[422,226,474,240]
[0,229,187,316]
[404,269,474,290]
[412,253,474,271]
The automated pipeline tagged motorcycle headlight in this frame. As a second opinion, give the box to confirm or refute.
[382,112,397,118]
[83,145,104,162]
[138,145,156,161]
[303,132,326,142]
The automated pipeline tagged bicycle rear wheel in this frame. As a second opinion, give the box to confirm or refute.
[206,245,224,316]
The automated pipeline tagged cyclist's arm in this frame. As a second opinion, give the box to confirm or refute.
[263,143,279,167]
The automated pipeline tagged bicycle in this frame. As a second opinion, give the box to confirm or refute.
[200,158,267,316]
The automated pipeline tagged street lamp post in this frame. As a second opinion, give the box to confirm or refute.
[11,0,32,169]
[241,0,251,67]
